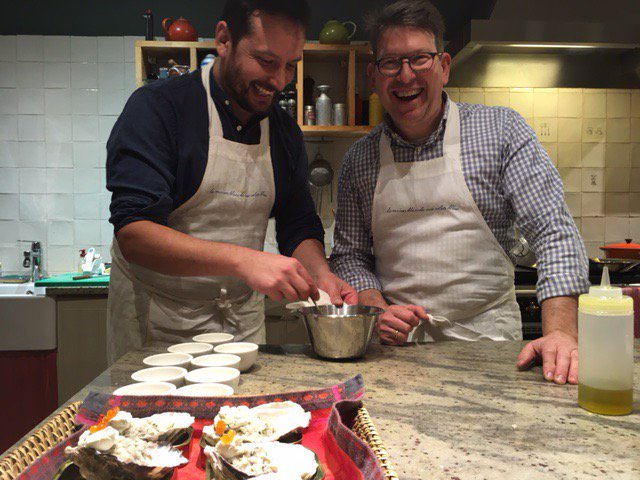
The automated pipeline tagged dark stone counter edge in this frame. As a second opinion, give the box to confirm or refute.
[45,286,109,297]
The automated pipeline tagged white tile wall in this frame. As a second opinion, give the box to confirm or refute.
[0,35,140,273]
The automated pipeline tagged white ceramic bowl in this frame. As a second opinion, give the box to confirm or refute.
[190,353,241,370]
[113,382,176,396]
[213,342,258,372]
[192,332,235,347]
[131,366,187,387]
[173,383,234,397]
[167,342,214,357]
[143,352,193,369]
[185,367,240,389]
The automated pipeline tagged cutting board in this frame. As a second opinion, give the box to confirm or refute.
[35,273,110,287]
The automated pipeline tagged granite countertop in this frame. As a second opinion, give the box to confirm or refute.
[4,341,640,479]
[44,286,109,297]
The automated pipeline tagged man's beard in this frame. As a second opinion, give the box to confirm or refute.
[220,58,278,115]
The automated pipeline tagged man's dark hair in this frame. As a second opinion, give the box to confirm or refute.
[221,0,311,42]
[365,0,445,57]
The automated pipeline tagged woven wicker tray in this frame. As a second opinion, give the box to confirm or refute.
[0,401,397,480]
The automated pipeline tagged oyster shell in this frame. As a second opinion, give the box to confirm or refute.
[65,427,187,480]
[108,411,195,445]
[202,402,310,446]
[204,439,322,480]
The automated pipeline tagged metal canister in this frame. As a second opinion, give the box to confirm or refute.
[333,103,346,126]
[304,105,316,125]
[315,85,332,126]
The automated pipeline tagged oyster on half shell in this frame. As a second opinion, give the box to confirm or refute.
[204,440,322,480]
[108,411,195,446]
[202,401,310,446]
[65,427,187,480]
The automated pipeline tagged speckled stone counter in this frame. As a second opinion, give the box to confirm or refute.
[5,341,640,479]
[44,286,109,297]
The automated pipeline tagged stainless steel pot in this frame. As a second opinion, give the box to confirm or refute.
[296,305,383,360]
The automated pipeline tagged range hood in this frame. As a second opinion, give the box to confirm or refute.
[448,0,640,85]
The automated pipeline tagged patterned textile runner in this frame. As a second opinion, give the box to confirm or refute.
[17,374,388,480]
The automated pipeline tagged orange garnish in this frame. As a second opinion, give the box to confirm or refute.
[105,407,120,421]
[89,407,120,434]
[214,420,227,436]
[220,429,235,444]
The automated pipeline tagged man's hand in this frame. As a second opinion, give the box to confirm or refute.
[378,305,428,345]
[316,272,358,306]
[516,296,579,384]
[237,250,319,302]
[517,330,578,384]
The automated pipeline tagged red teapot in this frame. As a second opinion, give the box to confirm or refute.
[162,17,198,41]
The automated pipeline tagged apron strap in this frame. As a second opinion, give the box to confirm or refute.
[378,99,461,167]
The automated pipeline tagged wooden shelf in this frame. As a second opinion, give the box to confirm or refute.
[135,40,216,88]
[297,42,374,136]
[301,125,374,137]
[134,40,375,136]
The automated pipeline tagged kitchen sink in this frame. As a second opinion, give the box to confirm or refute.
[0,282,55,350]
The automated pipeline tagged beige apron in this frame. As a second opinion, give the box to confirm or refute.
[107,61,275,363]
[371,101,522,342]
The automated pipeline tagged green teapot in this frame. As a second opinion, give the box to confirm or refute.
[319,20,357,44]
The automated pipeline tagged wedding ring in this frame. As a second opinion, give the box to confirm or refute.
[392,329,399,341]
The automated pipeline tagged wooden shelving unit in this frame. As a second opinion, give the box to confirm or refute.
[134,40,375,137]
[134,40,217,88]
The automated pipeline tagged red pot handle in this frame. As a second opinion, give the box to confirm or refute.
[162,17,173,33]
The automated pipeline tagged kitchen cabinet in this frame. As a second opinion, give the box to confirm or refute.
[134,40,374,137]
[56,296,108,405]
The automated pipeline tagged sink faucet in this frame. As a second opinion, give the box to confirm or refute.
[20,240,45,281]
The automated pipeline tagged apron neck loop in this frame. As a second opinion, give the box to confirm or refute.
[201,60,270,145]
[379,100,461,166]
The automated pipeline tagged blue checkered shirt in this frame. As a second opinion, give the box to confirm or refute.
[329,95,590,303]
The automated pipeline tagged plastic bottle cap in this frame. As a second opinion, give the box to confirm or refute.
[587,266,622,299]
[579,267,633,315]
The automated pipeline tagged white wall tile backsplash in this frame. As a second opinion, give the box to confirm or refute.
[18,115,45,141]
[0,37,16,61]
[43,63,70,88]
[44,36,70,63]
[16,62,44,88]
[70,37,98,63]
[0,35,639,274]
[16,36,44,62]
[0,35,144,273]
[0,62,16,88]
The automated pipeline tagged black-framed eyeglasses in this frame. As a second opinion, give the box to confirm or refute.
[374,52,443,77]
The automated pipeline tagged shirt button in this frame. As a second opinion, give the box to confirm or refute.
[224,100,230,106]
[236,125,242,132]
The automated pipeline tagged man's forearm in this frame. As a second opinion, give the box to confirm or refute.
[358,288,389,309]
[541,295,578,338]
[291,239,330,279]
[116,220,254,277]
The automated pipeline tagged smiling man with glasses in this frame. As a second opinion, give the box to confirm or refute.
[330,0,589,386]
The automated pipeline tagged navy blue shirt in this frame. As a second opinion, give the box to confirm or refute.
[106,68,324,257]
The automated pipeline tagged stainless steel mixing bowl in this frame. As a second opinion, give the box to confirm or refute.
[296,305,383,359]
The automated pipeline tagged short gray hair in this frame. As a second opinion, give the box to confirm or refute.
[365,0,445,57]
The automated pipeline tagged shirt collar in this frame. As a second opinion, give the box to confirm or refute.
[382,91,450,148]
[208,67,269,128]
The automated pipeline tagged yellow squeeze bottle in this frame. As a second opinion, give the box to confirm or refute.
[368,92,383,126]
[578,267,634,415]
